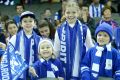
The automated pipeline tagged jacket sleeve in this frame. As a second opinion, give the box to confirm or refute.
[54,30,61,57]
[57,59,65,78]
[114,50,120,80]
[81,49,92,80]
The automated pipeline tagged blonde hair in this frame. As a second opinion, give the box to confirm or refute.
[63,1,80,14]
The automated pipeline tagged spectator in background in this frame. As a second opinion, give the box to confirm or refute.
[38,19,55,41]
[13,3,24,27]
[0,12,6,45]
[80,4,96,41]
[1,15,9,30]
[89,0,104,18]
[54,0,66,26]
[0,15,10,38]
[42,8,55,27]
[105,0,116,13]
[5,20,18,44]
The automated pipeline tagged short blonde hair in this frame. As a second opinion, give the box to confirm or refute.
[63,0,79,13]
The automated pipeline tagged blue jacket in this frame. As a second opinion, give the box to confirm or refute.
[81,46,120,80]
[31,58,65,80]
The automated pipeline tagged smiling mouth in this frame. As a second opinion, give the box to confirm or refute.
[43,52,49,54]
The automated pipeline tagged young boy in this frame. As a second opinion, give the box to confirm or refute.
[13,3,24,27]
[81,23,120,80]
[29,39,65,80]
[9,11,41,80]
[54,1,94,80]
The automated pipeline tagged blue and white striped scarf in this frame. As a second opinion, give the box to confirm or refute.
[15,30,40,79]
[59,20,83,79]
[40,58,59,78]
[91,43,112,79]
[31,58,60,80]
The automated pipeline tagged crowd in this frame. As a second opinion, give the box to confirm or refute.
[0,0,120,80]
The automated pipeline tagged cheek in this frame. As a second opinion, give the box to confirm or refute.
[106,37,110,42]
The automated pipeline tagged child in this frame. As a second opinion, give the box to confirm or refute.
[81,23,120,80]
[54,1,94,80]
[29,39,65,80]
[38,19,55,40]
[13,3,24,27]
[9,11,41,80]
[5,20,18,44]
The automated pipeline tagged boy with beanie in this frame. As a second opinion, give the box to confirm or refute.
[9,11,41,80]
[81,23,120,80]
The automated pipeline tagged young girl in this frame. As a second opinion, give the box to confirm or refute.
[9,11,41,80]
[5,20,18,44]
[29,39,65,80]
[38,19,55,40]
[81,23,120,80]
[54,1,94,80]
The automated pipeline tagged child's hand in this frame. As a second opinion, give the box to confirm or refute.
[60,15,66,22]
[29,66,38,77]
[58,77,64,80]
[0,42,6,50]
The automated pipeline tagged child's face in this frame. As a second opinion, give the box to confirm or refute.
[21,17,35,34]
[64,7,78,24]
[39,41,53,60]
[16,6,24,14]
[8,23,18,36]
[44,10,51,17]
[97,31,110,46]
[103,9,111,19]
[39,26,50,38]
[1,21,5,28]
[82,6,89,17]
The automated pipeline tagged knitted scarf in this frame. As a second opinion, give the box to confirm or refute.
[91,43,112,79]
[15,30,40,79]
[59,20,83,79]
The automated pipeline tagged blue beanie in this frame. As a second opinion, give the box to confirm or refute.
[20,11,35,22]
[95,22,113,41]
